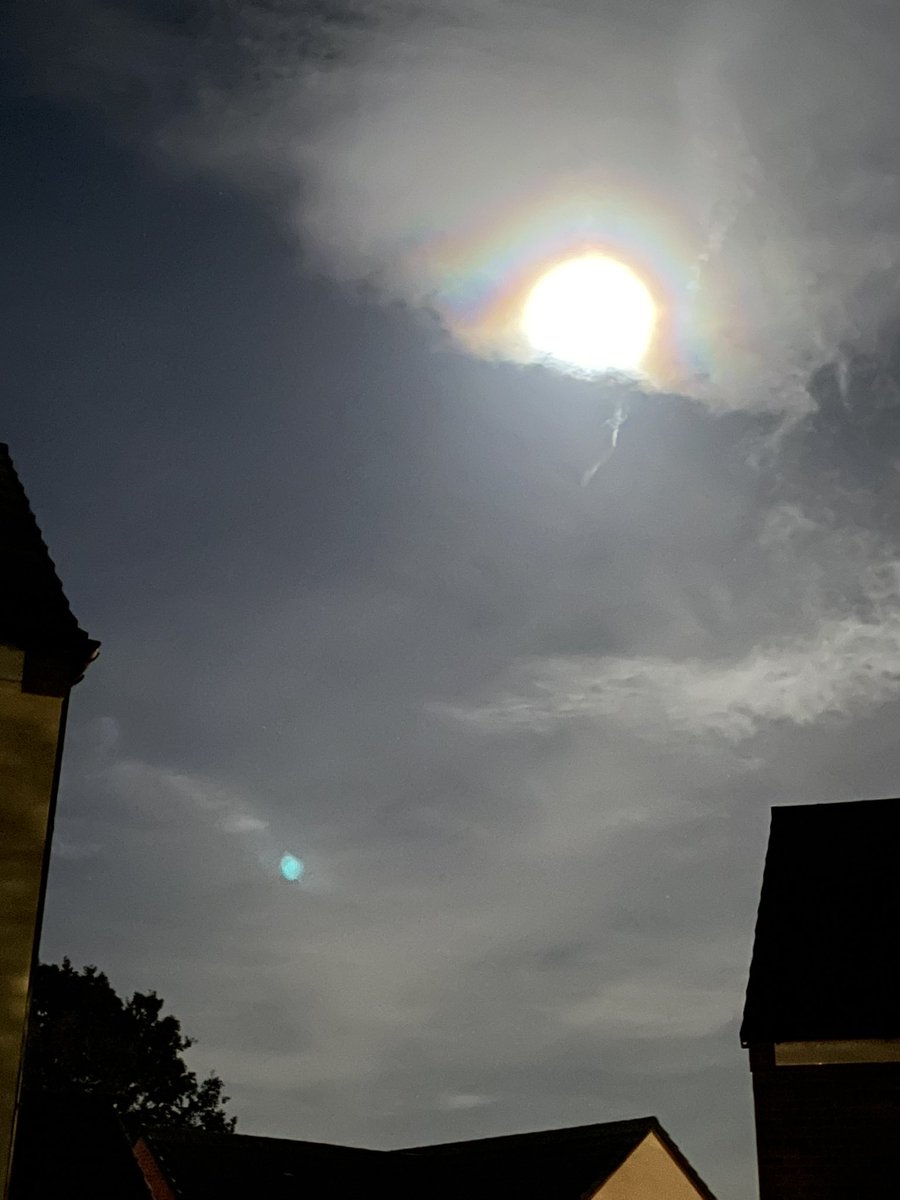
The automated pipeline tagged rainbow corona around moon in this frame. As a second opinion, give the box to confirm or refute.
[415,177,715,385]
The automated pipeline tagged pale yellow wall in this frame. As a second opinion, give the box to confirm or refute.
[0,644,65,1199]
[591,1132,707,1200]
[775,1039,900,1065]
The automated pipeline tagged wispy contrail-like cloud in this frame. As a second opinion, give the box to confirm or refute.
[439,540,900,744]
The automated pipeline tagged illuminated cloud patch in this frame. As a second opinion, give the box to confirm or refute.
[442,584,900,746]
[23,0,900,413]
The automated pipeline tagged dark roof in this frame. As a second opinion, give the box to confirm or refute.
[0,442,98,690]
[741,797,900,1045]
[140,1129,391,1200]
[9,1092,150,1200]
[399,1117,717,1200]
[142,1117,716,1200]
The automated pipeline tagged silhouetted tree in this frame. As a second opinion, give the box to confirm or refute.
[24,959,236,1133]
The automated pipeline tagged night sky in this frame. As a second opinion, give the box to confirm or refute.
[6,3,900,1196]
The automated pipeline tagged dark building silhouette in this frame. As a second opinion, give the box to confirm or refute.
[0,444,98,1198]
[8,1093,149,1200]
[742,798,900,1198]
[134,1117,716,1200]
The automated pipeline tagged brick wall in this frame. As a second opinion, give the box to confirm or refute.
[132,1137,178,1200]
[751,1059,900,1199]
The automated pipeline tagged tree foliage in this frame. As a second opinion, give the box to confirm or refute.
[24,959,236,1133]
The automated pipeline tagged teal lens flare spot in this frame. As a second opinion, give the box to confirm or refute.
[279,853,304,882]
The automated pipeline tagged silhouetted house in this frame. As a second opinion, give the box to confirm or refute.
[8,1093,149,1200]
[134,1117,716,1200]
[402,1118,716,1200]
[134,1130,388,1200]
[741,798,900,1198]
[0,444,98,1197]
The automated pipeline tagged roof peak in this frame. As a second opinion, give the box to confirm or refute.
[772,796,900,814]
[400,1115,659,1154]
[0,442,98,691]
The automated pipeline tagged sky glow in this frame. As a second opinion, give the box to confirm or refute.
[19,2,900,1195]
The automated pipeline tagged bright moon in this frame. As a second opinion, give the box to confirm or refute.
[523,254,656,374]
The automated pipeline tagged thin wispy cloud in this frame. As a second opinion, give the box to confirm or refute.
[437,1092,496,1111]
[105,759,271,835]
[442,555,900,744]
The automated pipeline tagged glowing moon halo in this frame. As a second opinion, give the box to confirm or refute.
[522,254,656,374]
